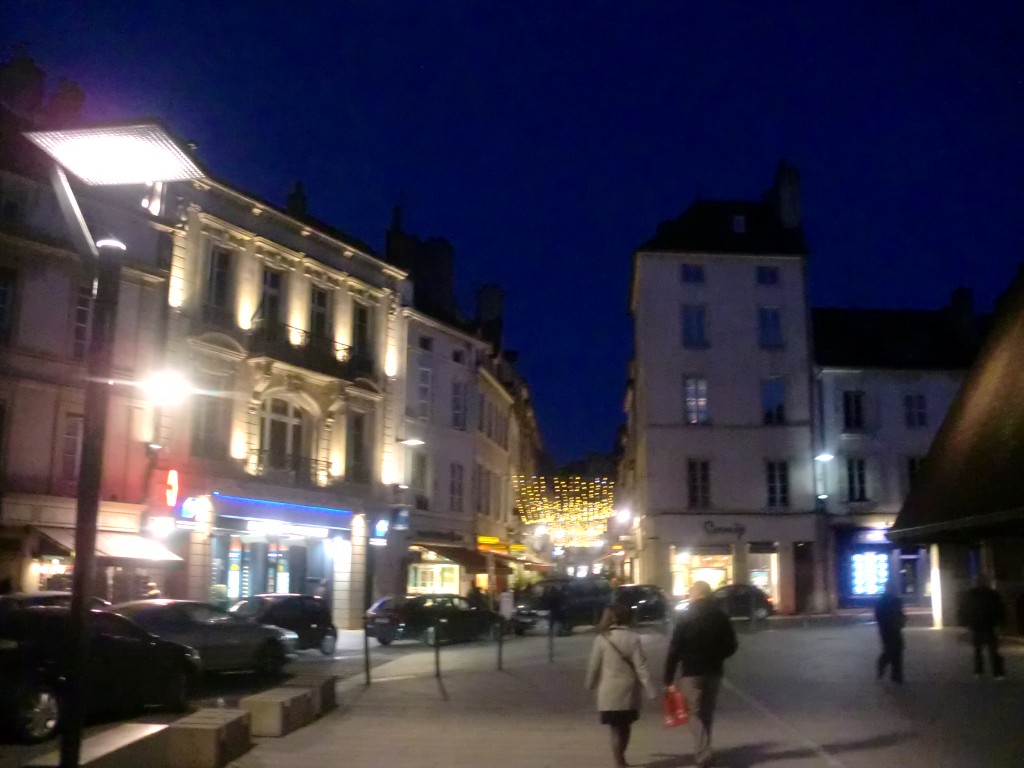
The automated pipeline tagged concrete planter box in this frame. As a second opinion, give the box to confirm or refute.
[239,688,314,737]
[282,674,338,715]
[167,708,252,768]
[25,723,169,768]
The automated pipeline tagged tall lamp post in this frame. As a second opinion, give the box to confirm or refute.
[25,123,204,768]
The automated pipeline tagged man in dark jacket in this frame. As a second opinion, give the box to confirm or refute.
[961,576,1006,679]
[664,580,738,768]
[874,582,905,683]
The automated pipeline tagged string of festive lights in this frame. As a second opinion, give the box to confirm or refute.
[513,475,615,547]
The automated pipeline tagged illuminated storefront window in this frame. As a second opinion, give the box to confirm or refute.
[851,551,889,596]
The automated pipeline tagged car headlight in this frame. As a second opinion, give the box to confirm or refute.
[674,602,689,612]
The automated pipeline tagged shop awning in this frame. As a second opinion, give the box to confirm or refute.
[35,527,183,563]
[416,545,512,575]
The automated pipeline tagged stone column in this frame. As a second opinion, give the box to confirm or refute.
[731,541,750,585]
[333,514,367,630]
[187,531,211,602]
[930,542,973,629]
[777,544,797,615]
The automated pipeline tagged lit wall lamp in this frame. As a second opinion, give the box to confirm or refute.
[398,437,425,446]
[814,453,835,462]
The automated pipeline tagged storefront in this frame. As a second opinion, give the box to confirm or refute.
[834,526,929,607]
[643,512,819,614]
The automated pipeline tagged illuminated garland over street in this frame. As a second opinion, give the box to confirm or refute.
[513,475,615,547]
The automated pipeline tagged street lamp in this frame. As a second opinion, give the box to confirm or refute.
[398,437,425,446]
[25,122,203,768]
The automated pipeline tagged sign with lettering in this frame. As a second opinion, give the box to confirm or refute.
[703,520,746,539]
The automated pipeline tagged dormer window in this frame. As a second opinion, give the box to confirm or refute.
[732,214,746,234]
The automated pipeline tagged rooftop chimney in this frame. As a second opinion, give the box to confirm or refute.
[477,284,504,349]
[286,181,307,218]
[774,160,801,229]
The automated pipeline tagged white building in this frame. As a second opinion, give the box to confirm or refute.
[812,293,982,608]
[623,164,825,614]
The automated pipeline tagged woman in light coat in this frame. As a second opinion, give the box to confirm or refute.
[585,603,655,767]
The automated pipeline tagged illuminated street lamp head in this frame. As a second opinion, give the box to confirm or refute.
[814,453,835,462]
[25,123,204,186]
[139,369,193,407]
[399,438,425,446]
[615,508,631,524]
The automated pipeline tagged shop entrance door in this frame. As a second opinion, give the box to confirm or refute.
[794,542,814,614]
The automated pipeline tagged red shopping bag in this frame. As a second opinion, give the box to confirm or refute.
[662,686,689,727]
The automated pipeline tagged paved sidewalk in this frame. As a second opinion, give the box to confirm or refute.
[230,625,1024,768]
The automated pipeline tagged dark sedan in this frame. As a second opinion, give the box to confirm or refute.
[613,584,672,626]
[230,594,337,656]
[364,594,503,646]
[0,607,199,743]
[113,599,298,675]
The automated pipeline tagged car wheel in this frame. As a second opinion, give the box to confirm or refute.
[15,683,61,743]
[163,668,191,713]
[754,606,769,621]
[319,632,337,656]
[513,625,526,637]
[376,626,395,646]
[422,626,437,647]
[254,641,286,677]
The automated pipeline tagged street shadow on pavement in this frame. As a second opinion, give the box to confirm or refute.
[643,731,913,768]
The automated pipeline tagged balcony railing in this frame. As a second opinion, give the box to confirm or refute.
[248,319,375,380]
[245,450,331,488]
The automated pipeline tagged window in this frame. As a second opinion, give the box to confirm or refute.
[61,414,84,481]
[351,302,371,359]
[682,305,708,348]
[259,268,284,325]
[0,269,15,341]
[680,264,705,284]
[478,394,486,431]
[418,335,433,352]
[683,377,709,424]
[904,393,927,428]
[765,461,789,507]
[472,463,482,512]
[451,380,467,430]
[260,398,306,470]
[732,214,746,234]
[450,463,464,514]
[846,458,868,502]
[687,460,710,509]
[72,283,93,360]
[416,366,432,420]
[191,390,228,460]
[452,349,465,364]
[756,266,780,286]
[411,452,429,491]
[842,390,865,431]
[345,411,368,482]
[309,287,331,339]
[205,247,232,311]
[758,307,783,349]
[760,378,786,425]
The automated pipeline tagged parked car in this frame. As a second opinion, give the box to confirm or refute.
[229,594,337,656]
[364,594,503,646]
[113,599,298,675]
[513,576,612,636]
[613,584,672,625]
[0,591,111,614]
[0,607,199,743]
[675,584,774,620]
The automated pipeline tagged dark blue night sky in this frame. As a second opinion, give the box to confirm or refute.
[4,2,1023,463]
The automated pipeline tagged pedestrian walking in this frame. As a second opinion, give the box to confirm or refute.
[960,575,1006,679]
[585,602,655,768]
[874,582,905,683]
[663,580,738,768]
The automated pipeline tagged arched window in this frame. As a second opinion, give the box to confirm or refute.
[260,398,308,470]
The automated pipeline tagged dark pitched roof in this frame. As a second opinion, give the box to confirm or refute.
[892,266,1024,540]
[813,306,985,370]
[639,199,807,256]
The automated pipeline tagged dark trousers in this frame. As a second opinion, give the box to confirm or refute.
[971,628,1005,677]
[877,630,904,682]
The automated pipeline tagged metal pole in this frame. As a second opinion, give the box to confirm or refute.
[60,241,123,768]
[363,625,371,686]
[497,618,504,671]
[433,617,441,678]
[548,613,555,663]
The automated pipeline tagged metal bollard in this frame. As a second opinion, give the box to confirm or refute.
[497,618,504,671]
[363,625,371,686]
[434,618,443,677]
[548,614,555,663]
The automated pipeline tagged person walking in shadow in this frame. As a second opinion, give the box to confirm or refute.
[585,602,655,768]
[961,575,1007,679]
[874,581,905,683]
[664,580,738,768]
